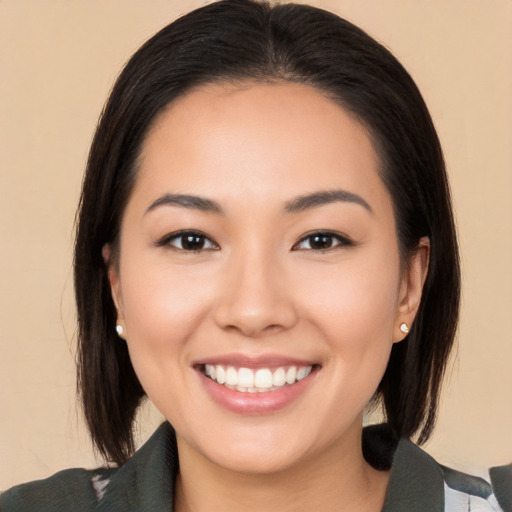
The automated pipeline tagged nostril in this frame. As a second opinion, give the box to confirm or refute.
[221,321,289,338]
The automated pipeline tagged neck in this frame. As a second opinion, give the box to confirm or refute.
[174,424,389,512]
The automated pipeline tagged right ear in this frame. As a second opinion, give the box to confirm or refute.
[102,244,125,325]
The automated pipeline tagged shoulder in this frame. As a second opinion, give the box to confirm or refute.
[0,467,113,511]
[363,425,511,512]
[390,439,511,512]
[489,463,512,512]
[0,422,178,512]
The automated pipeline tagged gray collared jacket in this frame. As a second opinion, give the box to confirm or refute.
[1,423,510,511]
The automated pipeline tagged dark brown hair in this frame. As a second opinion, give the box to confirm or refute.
[74,0,460,465]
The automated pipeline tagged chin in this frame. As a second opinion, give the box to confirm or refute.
[209,442,308,475]
[176,422,315,475]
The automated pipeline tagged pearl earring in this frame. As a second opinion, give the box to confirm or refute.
[400,322,409,334]
[116,324,124,337]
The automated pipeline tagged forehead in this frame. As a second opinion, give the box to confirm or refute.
[134,81,389,214]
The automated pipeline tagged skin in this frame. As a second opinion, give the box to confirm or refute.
[106,82,429,512]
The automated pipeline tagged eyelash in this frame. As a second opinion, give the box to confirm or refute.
[155,230,353,253]
[292,231,354,252]
[154,230,219,252]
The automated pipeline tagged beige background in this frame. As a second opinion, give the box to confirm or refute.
[1,0,511,490]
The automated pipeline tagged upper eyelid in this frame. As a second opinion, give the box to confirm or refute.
[296,230,352,242]
[302,230,347,237]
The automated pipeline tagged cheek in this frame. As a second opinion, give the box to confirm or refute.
[122,251,214,328]
[294,251,401,409]
[118,257,216,382]
[297,255,401,344]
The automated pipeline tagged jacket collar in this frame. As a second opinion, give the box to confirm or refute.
[98,423,178,512]
[382,436,444,511]
[98,422,445,512]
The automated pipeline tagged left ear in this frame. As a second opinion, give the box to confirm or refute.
[395,236,430,342]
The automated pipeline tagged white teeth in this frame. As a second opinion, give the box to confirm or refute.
[272,367,286,387]
[216,365,226,384]
[286,366,297,384]
[225,367,238,386]
[203,364,314,392]
[254,369,273,388]
[297,366,312,381]
[238,367,254,388]
[296,367,307,381]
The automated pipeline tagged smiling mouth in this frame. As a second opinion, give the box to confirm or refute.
[200,364,314,393]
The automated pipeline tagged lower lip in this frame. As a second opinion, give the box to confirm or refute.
[198,370,316,415]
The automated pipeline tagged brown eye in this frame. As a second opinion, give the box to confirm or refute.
[293,231,352,251]
[158,230,219,251]
[309,234,335,250]
[180,233,207,250]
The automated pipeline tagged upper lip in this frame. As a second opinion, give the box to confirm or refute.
[192,353,319,369]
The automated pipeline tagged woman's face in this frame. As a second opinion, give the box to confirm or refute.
[108,82,426,474]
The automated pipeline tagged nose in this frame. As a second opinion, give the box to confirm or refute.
[213,248,298,338]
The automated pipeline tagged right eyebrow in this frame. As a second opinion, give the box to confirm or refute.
[144,193,224,215]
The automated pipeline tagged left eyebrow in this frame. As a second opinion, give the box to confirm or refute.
[284,189,372,214]
[144,193,224,215]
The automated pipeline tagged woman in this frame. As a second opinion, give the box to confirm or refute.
[1,1,510,510]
